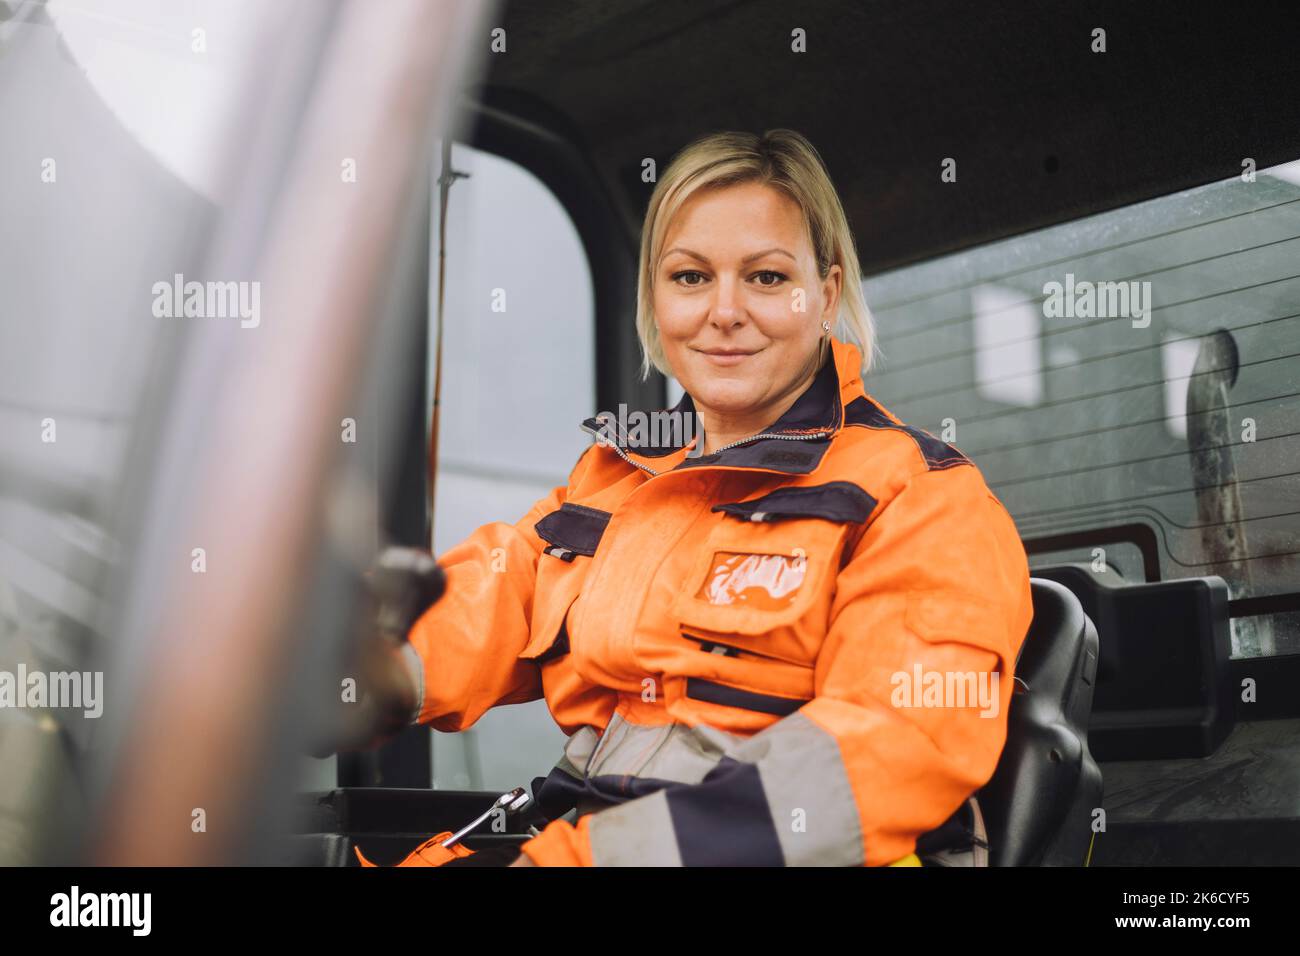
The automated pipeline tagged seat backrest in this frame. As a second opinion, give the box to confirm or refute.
[977,578,1103,866]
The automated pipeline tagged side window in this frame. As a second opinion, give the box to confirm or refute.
[863,159,1300,659]
[427,141,594,789]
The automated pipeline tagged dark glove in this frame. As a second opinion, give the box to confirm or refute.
[305,547,444,756]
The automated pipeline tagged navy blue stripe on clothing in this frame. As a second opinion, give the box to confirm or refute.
[712,480,877,524]
[842,396,970,470]
[531,765,684,820]
[686,677,808,716]
[666,757,785,866]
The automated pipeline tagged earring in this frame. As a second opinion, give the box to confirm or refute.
[821,320,831,334]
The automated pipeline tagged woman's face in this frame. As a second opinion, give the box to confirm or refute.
[653,181,842,433]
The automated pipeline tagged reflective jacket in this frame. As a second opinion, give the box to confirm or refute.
[405,336,1033,866]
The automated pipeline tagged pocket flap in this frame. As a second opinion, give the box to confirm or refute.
[905,589,1007,659]
[712,481,877,524]
[534,502,613,558]
[520,588,581,662]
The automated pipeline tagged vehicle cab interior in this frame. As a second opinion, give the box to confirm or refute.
[1,0,1299,871]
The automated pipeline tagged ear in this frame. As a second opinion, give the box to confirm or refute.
[821,263,843,328]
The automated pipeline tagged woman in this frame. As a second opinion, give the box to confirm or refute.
[392,129,1032,867]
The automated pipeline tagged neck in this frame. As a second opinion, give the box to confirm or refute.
[696,345,828,455]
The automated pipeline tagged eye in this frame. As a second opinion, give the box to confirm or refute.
[671,270,708,287]
[752,270,788,287]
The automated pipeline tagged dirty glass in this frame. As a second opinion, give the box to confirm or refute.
[862,160,1300,658]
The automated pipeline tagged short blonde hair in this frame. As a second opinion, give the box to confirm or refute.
[636,129,876,380]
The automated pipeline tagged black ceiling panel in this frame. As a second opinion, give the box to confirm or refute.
[476,0,1300,273]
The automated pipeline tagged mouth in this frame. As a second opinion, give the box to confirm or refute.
[695,346,763,367]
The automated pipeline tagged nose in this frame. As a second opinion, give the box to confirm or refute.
[708,275,745,329]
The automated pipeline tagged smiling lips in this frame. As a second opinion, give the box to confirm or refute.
[697,347,761,367]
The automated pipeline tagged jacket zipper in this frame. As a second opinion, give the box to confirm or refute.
[582,421,829,479]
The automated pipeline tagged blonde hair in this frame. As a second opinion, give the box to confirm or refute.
[635,129,877,380]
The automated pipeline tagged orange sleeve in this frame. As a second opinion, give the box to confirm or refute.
[517,814,594,867]
[807,464,1034,865]
[405,448,594,732]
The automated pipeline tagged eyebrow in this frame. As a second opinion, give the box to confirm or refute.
[660,246,797,266]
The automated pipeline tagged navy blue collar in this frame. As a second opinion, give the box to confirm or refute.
[581,351,844,475]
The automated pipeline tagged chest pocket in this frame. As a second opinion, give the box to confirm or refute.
[521,503,613,661]
[671,482,877,666]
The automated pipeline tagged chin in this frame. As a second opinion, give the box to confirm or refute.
[690,377,761,414]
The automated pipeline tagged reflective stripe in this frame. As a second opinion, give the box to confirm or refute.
[740,712,864,866]
[588,790,683,866]
[559,725,600,777]
[586,712,745,784]
[535,718,711,819]
[535,715,745,820]
[571,711,865,866]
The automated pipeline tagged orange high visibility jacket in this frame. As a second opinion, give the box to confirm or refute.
[404,336,1033,866]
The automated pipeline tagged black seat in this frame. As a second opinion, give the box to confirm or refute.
[977,578,1103,866]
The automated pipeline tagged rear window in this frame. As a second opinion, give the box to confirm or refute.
[862,159,1300,659]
